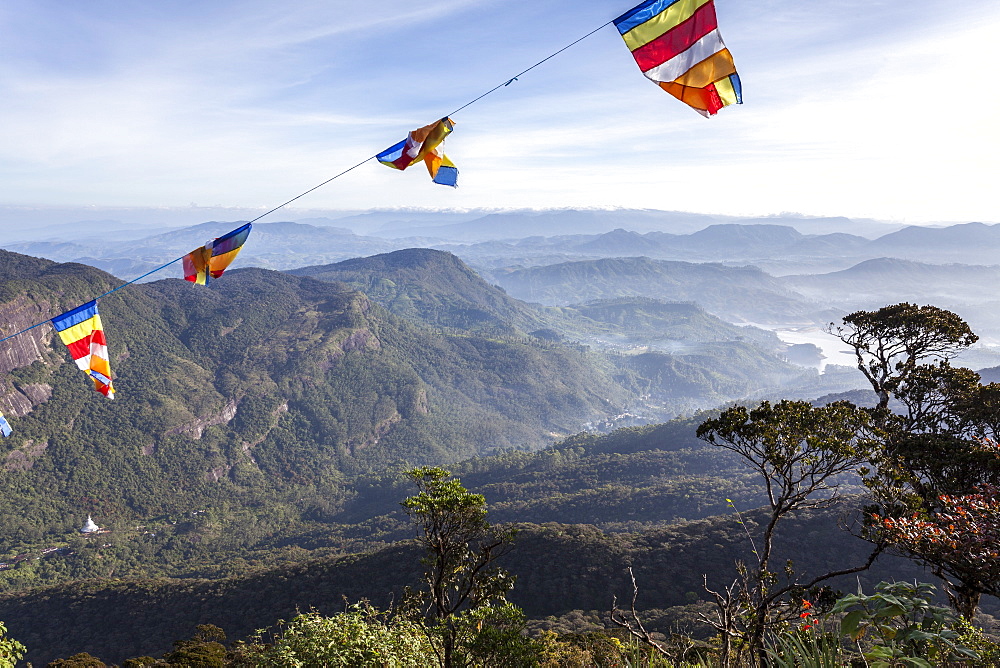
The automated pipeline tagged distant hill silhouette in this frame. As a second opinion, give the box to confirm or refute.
[489,256,818,323]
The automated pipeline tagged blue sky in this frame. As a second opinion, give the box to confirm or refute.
[0,0,997,224]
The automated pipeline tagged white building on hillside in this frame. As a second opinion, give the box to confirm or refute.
[81,516,100,534]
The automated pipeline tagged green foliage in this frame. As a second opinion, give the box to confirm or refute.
[46,652,107,667]
[953,617,1000,666]
[159,624,228,667]
[833,303,1000,620]
[0,621,25,668]
[401,467,518,667]
[536,630,641,667]
[831,581,978,667]
[831,302,978,408]
[122,658,157,667]
[234,606,432,667]
[765,631,844,668]
[451,602,539,668]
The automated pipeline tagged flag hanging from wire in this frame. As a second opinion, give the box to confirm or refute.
[0,413,11,437]
[51,301,115,399]
[615,0,742,116]
[183,223,252,285]
[377,118,459,187]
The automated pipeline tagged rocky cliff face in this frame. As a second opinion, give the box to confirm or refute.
[166,399,239,440]
[0,295,62,417]
[0,295,56,374]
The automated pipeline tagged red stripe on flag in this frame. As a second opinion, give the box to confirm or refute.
[705,82,724,114]
[631,1,718,73]
[91,329,107,346]
[65,337,92,360]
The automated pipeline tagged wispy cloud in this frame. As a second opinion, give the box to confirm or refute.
[0,0,997,223]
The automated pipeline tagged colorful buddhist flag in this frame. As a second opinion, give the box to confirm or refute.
[376,118,459,187]
[615,0,742,116]
[0,413,11,437]
[183,223,252,285]
[51,301,115,399]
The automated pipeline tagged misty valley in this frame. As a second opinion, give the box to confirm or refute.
[1,208,1000,664]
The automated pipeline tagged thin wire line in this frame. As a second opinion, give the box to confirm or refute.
[0,257,187,345]
[447,20,615,118]
[0,320,49,346]
[93,257,183,301]
[0,16,619,349]
[244,156,376,226]
[242,18,615,226]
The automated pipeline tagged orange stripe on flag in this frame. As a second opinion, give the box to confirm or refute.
[671,48,736,88]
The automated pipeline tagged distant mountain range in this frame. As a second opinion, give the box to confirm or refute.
[8,212,996,283]
[486,256,820,324]
[0,210,910,277]
[364,209,902,241]
[7,214,1000,344]
[784,257,1000,306]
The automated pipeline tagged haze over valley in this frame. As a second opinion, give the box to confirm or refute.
[2,207,1000,661]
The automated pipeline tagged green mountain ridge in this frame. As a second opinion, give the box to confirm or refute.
[284,249,824,417]
[289,247,550,336]
[0,249,908,664]
[0,250,638,563]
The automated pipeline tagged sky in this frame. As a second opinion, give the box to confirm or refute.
[0,0,998,226]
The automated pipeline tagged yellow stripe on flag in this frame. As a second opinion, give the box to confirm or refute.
[55,315,103,346]
[715,75,739,106]
[622,0,713,51]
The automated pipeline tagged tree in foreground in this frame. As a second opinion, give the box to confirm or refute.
[45,652,107,667]
[400,466,526,668]
[874,483,1000,622]
[613,400,880,666]
[0,622,26,668]
[231,606,432,667]
[832,302,1000,619]
[828,302,978,409]
[159,624,228,667]
[695,400,880,664]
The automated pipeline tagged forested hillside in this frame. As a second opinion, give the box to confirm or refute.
[0,421,936,664]
[0,250,639,576]
[288,249,825,416]
[3,249,963,665]
[289,248,551,335]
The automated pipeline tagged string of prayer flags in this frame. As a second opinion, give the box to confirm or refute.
[50,301,115,399]
[0,413,11,437]
[614,0,742,116]
[377,118,459,187]
[183,223,252,285]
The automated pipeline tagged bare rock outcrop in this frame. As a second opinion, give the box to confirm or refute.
[4,440,48,472]
[166,399,238,440]
[0,295,55,374]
